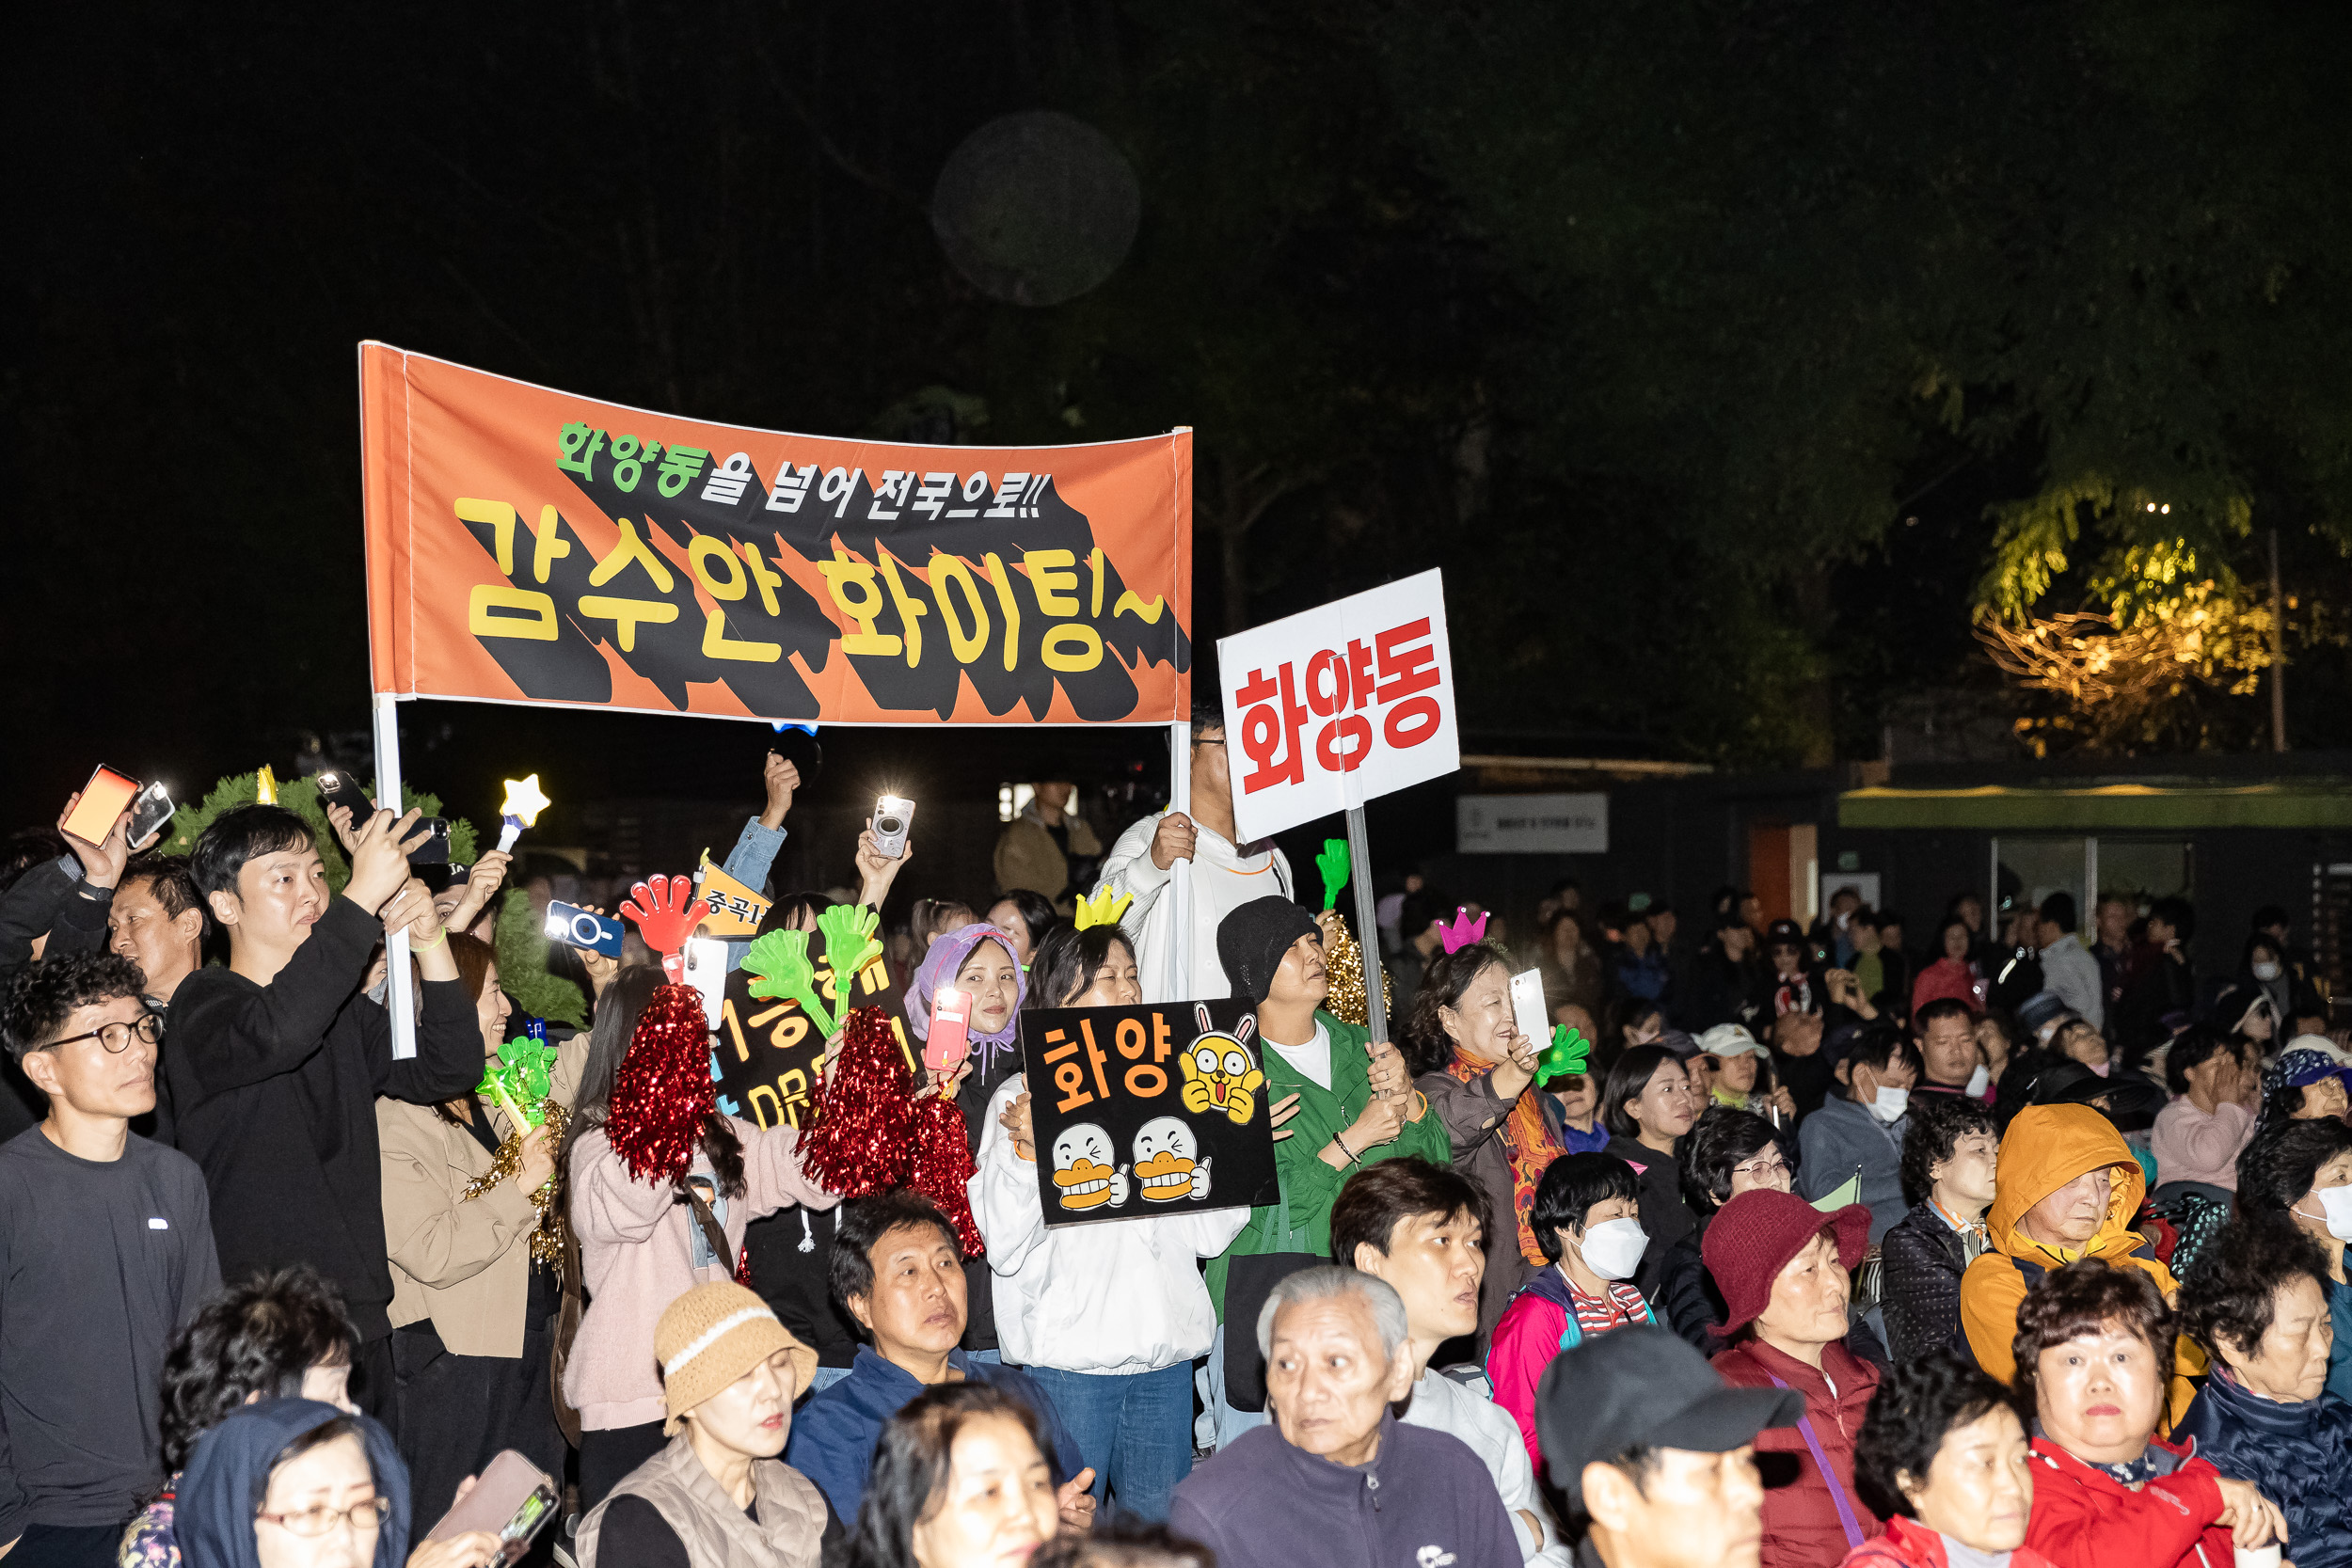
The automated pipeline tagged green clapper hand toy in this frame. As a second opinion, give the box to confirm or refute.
[741,929,839,1037]
[480,1036,561,1130]
[817,904,883,992]
[1535,1025,1592,1087]
[1315,839,1350,912]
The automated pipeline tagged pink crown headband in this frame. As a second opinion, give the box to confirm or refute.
[1434,906,1489,954]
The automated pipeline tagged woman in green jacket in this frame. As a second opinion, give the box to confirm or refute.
[1201,897,1450,1446]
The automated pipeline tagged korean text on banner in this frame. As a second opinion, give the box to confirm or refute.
[1019,999,1279,1228]
[1216,569,1459,844]
[358,343,1192,725]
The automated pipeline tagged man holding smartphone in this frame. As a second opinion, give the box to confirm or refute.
[0,794,150,1143]
[165,804,482,1428]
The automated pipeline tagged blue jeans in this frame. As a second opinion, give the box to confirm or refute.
[806,1364,854,1394]
[1022,1361,1196,1523]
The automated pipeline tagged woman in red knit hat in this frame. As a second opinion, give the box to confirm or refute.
[1704,1189,1880,1568]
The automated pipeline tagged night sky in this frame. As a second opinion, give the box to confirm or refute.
[12,2,2352,855]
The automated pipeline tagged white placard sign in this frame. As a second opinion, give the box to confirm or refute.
[1456,793,1609,854]
[1218,569,1460,844]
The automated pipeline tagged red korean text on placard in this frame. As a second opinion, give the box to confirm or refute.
[1234,616,1443,798]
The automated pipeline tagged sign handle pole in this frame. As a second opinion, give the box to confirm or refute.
[373,692,418,1061]
[1346,805,1388,1044]
[1167,721,1193,1000]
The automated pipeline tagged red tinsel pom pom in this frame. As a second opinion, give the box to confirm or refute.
[606,984,717,1188]
[906,1092,983,1258]
[800,1006,914,1198]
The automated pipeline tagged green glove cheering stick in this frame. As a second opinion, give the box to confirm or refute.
[1535,1025,1592,1087]
[740,929,840,1037]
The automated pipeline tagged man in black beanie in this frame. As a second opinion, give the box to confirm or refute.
[1200,896,1449,1449]
[1216,895,1320,1006]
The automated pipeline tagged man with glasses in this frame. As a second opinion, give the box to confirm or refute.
[1102,699,1297,1001]
[0,952,218,1568]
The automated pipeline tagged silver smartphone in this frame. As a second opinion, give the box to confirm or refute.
[872,795,915,859]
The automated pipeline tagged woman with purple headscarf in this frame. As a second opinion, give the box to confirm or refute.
[900,923,1028,1364]
[906,921,1031,1131]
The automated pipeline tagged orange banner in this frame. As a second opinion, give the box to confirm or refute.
[359,344,1192,724]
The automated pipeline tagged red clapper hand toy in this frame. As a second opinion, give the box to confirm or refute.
[620,875,702,981]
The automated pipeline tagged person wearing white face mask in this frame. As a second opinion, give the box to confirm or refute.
[1486,1153,1658,1469]
[1798,1032,1918,1242]
[2237,1114,2352,1404]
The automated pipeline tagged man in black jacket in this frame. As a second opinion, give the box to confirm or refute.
[2117,895,2198,1068]
[1687,914,1763,1031]
[166,804,480,1425]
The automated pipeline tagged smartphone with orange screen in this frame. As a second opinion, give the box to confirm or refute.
[62,768,139,845]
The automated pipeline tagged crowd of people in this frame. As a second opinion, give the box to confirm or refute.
[3,703,2350,1568]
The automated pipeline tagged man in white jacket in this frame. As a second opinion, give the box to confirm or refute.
[1100,705,1295,1003]
[1333,1155,1571,1566]
[968,939,1250,1522]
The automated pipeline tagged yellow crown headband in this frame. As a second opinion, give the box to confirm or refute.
[1073,885,1133,931]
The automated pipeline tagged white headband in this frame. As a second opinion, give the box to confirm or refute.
[662,1306,777,1377]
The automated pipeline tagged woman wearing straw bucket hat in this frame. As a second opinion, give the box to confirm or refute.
[578,1281,836,1568]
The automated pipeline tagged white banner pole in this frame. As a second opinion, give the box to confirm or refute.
[1167,720,1193,998]
[373,692,417,1061]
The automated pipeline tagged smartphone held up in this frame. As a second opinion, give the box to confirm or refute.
[871,795,915,860]
[63,767,175,850]
[61,767,139,845]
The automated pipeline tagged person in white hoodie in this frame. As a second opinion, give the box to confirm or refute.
[1100,702,1295,1002]
[969,918,1250,1522]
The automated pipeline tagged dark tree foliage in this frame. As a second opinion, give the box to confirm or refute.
[9,0,2352,828]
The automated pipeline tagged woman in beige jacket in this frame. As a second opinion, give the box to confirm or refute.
[379,930,585,1529]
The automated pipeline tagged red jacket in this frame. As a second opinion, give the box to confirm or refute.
[1842,1516,2058,1568]
[2022,1435,2233,1568]
[1713,1338,1883,1568]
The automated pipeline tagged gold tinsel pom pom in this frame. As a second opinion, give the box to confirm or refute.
[462,1098,573,1267]
[1321,913,1391,1029]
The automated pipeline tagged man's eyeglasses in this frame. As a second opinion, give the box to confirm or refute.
[257,1497,392,1538]
[1732,1153,1791,1181]
[48,1013,162,1054]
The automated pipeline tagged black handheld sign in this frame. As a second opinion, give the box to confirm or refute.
[1019,999,1279,1227]
[714,946,913,1130]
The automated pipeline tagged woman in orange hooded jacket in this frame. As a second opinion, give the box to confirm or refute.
[1959,1103,2206,1429]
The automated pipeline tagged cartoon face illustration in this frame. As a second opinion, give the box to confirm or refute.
[1132,1116,1212,1203]
[1049,1122,1127,1212]
[1179,1006,1265,1126]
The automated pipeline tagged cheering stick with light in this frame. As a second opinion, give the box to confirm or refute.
[497,774,551,854]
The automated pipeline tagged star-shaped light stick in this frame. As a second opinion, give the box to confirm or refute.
[497,774,551,853]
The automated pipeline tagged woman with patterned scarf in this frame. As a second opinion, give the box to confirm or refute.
[1403,941,1563,1342]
